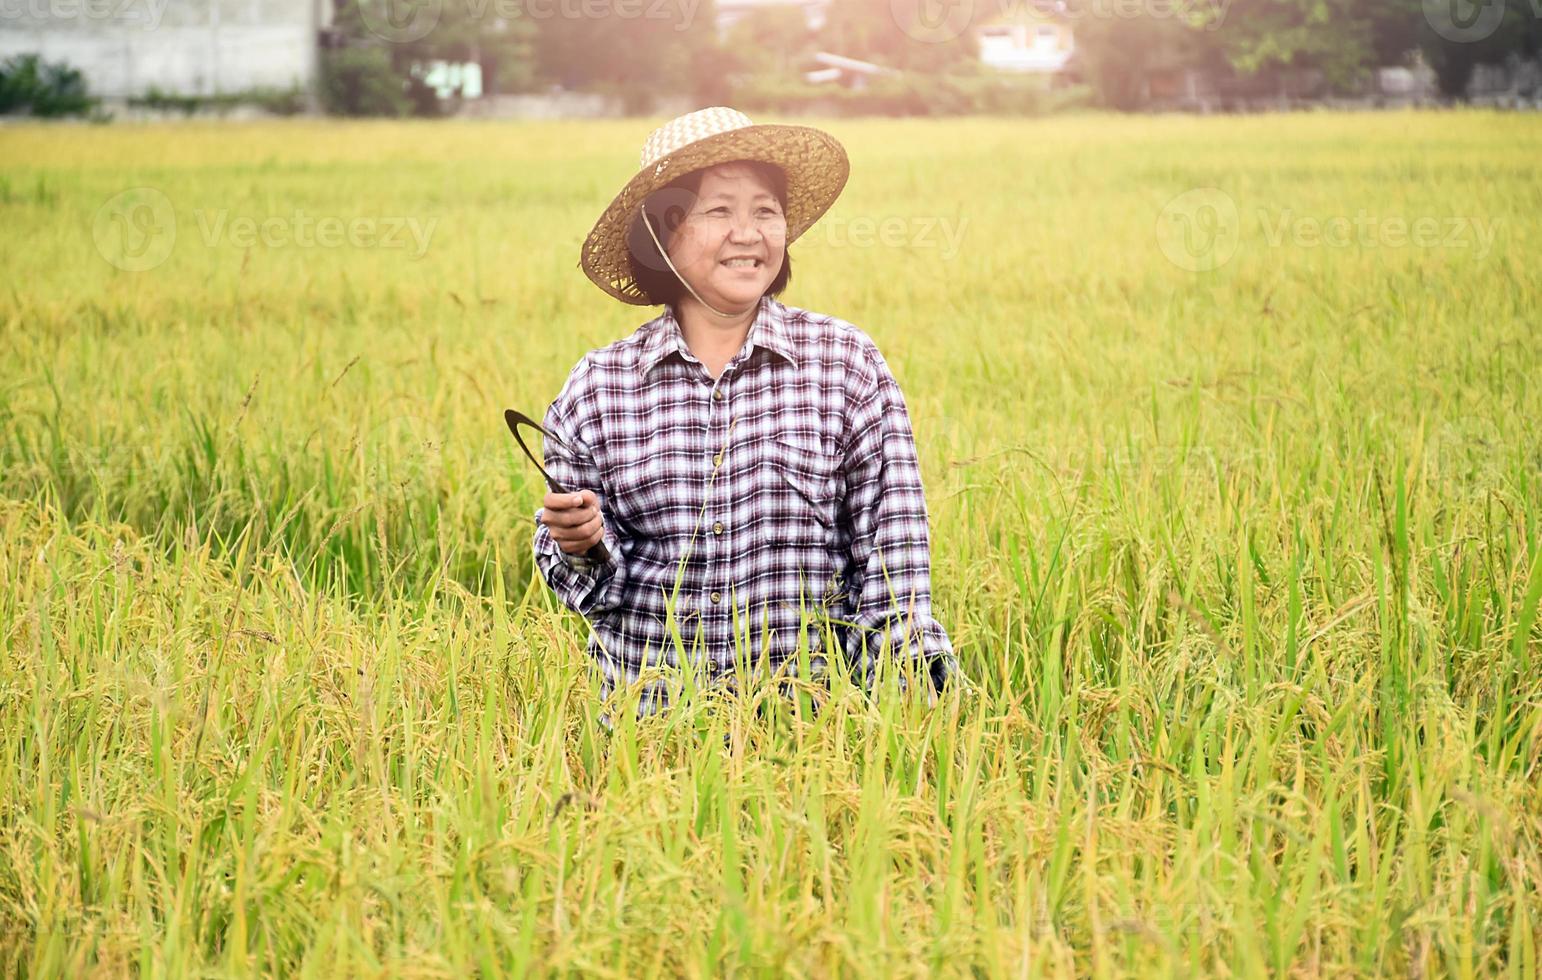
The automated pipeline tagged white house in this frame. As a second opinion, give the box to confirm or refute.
[975,8,1075,75]
[0,0,331,99]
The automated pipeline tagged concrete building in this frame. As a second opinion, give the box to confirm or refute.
[975,8,1074,75]
[0,0,330,99]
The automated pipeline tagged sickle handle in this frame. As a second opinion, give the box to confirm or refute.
[505,409,611,564]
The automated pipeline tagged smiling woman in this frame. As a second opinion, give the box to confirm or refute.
[625,159,794,310]
[534,106,960,716]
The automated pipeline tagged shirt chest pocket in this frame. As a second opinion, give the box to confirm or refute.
[752,435,840,551]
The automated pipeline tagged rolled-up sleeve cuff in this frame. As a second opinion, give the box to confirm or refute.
[845,616,961,694]
[557,519,619,574]
[533,511,621,615]
[561,548,610,576]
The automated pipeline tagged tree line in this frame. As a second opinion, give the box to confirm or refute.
[322,0,1541,115]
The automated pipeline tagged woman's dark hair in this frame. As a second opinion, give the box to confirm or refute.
[625,159,793,310]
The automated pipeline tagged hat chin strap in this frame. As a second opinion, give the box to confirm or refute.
[642,211,752,321]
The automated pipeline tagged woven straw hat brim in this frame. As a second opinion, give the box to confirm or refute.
[580,123,849,305]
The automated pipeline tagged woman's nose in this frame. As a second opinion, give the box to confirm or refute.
[727,211,760,241]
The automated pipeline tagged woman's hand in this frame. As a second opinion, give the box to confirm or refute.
[541,490,606,555]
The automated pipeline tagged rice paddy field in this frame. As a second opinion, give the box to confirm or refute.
[0,111,1539,977]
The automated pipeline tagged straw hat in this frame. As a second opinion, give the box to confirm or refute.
[579,106,850,305]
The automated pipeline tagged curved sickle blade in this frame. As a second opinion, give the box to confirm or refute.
[504,408,569,494]
[504,408,610,565]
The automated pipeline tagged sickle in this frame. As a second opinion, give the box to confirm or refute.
[504,408,610,564]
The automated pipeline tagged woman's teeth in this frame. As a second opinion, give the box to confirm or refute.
[722,259,759,268]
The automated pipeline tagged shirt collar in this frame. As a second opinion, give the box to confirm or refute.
[635,295,800,380]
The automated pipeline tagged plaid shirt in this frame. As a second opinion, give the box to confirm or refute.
[532,294,956,711]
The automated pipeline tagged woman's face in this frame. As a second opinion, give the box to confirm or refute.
[664,163,787,313]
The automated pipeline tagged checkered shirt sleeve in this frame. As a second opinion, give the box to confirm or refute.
[530,357,629,617]
[840,346,959,690]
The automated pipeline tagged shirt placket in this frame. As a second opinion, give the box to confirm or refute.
[671,346,733,665]
[678,337,759,670]
[703,364,733,664]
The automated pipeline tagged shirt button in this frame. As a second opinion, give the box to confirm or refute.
[713,521,724,535]
[713,390,723,401]
[710,591,721,604]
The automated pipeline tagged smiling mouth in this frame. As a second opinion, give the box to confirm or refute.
[720,258,762,269]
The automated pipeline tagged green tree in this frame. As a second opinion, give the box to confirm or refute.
[527,0,728,110]
[1414,0,1540,98]
[324,0,536,117]
[725,7,817,78]
[1195,0,1379,93]
[1365,0,1423,64]
[0,53,95,117]
[1065,6,1212,110]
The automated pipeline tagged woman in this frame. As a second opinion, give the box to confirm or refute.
[533,107,957,715]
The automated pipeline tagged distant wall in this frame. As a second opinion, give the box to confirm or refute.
[0,0,323,97]
[457,93,697,120]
